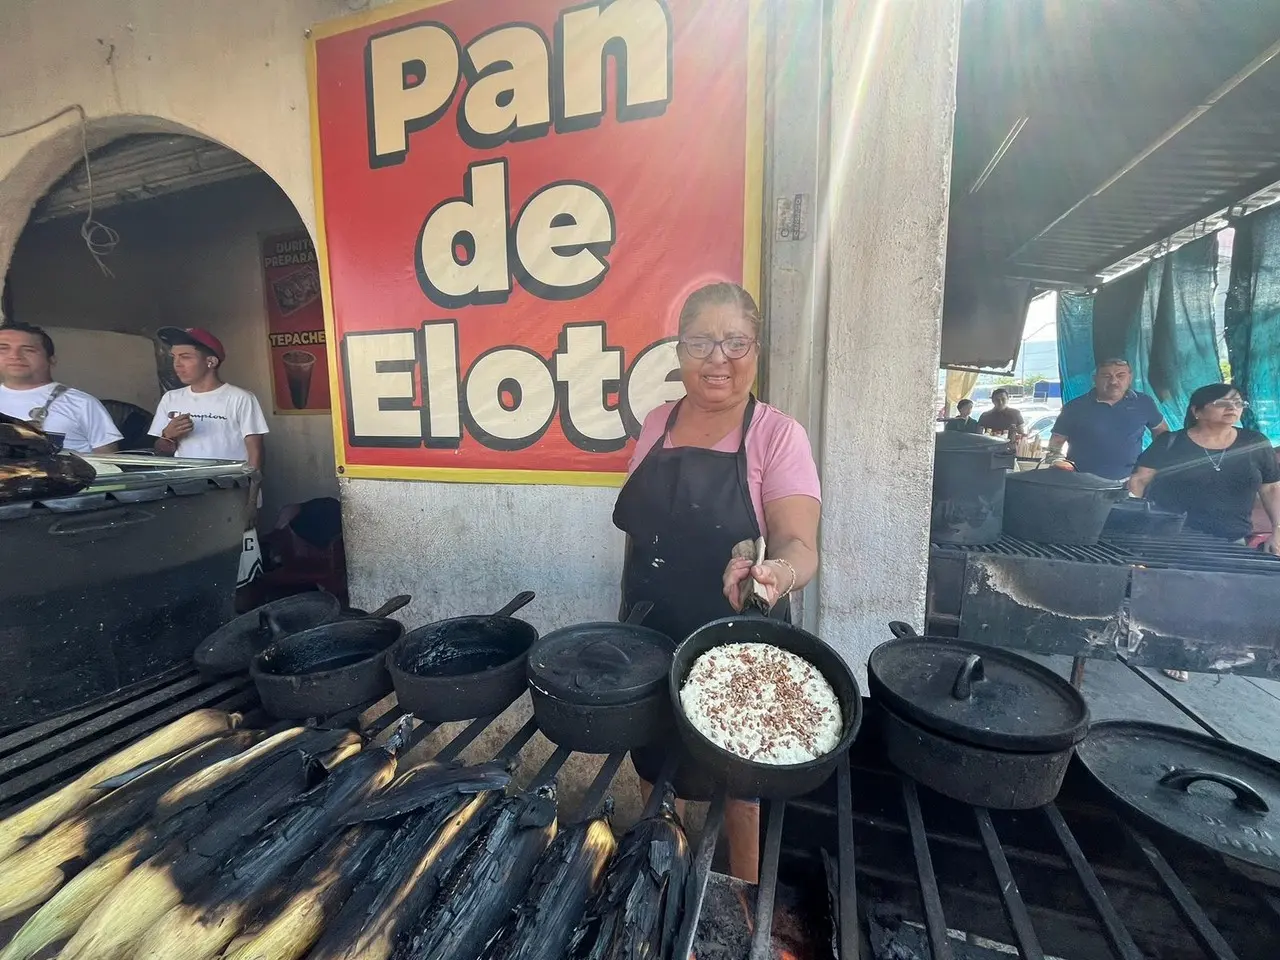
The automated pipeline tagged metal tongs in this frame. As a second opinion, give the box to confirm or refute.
[731,536,772,615]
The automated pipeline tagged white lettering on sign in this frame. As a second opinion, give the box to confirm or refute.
[344,331,422,444]
[514,182,615,299]
[459,25,553,148]
[415,160,513,308]
[366,0,673,164]
[367,24,462,167]
[342,325,684,453]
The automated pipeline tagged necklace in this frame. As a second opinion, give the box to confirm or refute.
[1201,445,1228,472]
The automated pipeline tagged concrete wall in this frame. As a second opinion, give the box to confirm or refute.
[7,176,338,522]
[0,0,961,668]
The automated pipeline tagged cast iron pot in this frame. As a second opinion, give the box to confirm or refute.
[1076,721,1280,888]
[869,622,1090,809]
[251,614,404,719]
[669,615,862,800]
[389,591,537,722]
[527,601,676,754]
[1002,468,1128,545]
[194,591,342,679]
[931,431,1016,545]
[1102,498,1187,538]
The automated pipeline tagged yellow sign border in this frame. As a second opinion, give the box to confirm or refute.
[307,0,766,486]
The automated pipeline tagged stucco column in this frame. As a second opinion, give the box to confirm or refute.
[817,0,960,676]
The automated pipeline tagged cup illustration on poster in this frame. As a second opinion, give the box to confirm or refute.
[261,231,331,414]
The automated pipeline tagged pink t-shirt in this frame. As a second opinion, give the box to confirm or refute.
[627,401,822,538]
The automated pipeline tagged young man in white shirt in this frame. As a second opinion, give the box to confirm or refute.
[149,327,269,496]
[0,322,122,454]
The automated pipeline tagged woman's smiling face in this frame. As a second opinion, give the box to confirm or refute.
[678,302,759,411]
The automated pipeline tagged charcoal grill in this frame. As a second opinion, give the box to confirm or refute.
[6,666,1280,959]
[929,532,1280,676]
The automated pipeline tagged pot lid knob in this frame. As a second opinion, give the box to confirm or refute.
[951,654,985,701]
[1159,768,1270,814]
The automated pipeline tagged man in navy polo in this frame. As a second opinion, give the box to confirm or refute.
[1047,359,1168,479]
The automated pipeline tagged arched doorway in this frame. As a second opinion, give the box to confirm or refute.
[1,125,338,527]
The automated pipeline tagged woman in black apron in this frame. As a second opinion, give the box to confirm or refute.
[613,282,822,882]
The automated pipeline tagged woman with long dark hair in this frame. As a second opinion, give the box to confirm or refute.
[1128,383,1279,553]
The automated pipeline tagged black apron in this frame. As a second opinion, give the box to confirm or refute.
[613,396,789,788]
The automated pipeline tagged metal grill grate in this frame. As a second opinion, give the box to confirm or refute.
[931,536,1132,564]
[6,672,1279,959]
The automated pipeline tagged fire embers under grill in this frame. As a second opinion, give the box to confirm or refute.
[694,872,834,960]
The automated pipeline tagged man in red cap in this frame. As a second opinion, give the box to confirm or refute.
[148,327,269,483]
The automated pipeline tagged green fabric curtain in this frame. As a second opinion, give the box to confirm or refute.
[1226,209,1280,442]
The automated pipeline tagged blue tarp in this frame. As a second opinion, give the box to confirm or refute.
[1226,208,1280,443]
[1056,234,1222,429]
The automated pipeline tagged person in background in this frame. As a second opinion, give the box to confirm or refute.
[1045,359,1167,478]
[148,327,269,508]
[977,388,1025,439]
[613,282,821,883]
[944,398,981,433]
[0,322,121,454]
[1127,384,1280,680]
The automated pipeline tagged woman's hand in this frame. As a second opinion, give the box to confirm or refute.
[722,557,785,611]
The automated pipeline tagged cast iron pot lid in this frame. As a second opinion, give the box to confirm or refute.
[1077,721,1280,875]
[935,431,1010,452]
[1007,469,1125,490]
[528,622,675,706]
[868,637,1089,752]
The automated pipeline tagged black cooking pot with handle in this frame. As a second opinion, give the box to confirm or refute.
[668,615,862,800]
[389,591,538,722]
[1102,498,1187,538]
[1002,468,1128,545]
[526,601,676,754]
[195,591,343,679]
[931,431,1016,545]
[1075,721,1280,887]
[870,622,1090,809]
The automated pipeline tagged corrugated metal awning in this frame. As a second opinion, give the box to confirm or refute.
[31,135,259,224]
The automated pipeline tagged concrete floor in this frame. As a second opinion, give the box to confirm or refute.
[1027,653,1280,759]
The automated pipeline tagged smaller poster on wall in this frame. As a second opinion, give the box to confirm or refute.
[261,230,331,414]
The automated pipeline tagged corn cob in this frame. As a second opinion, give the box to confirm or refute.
[337,759,512,825]
[393,785,559,960]
[0,708,240,862]
[129,724,407,960]
[58,748,321,960]
[479,801,617,960]
[568,792,691,960]
[307,789,502,960]
[0,732,253,921]
[221,824,390,960]
[152,725,314,814]
[319,731,364,768]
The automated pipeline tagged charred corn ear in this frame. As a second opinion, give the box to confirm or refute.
[153,725,305,814]
[131,742,400,960]
[320,731,364,768]
[0,733,251,922]
[0,708,239,863]
[396,785,559,960]
[221,826,389,960]
[480,802,617,960]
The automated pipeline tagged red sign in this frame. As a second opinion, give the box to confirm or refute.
[261,230,331,413]
[309,0,762,484]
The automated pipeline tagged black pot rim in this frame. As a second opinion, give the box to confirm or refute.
[868,636,1090,752]
[528,620,675,706]
[668,616,863,777]
[250,618,404,682]
[393,615,536,679]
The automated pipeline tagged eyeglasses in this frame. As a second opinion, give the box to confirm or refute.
[678,336,758,360]
[1209,398,1249,410]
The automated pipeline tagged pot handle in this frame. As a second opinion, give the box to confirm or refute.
[888,621,919,639]
[951,654,985,700]
[259,608,289,642]
[367,595,411,619]
[1159,768,1270,813]
[625,600,654,625]
[492,591,536,618]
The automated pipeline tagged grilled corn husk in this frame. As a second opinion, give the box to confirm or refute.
[480,800,617,960]
[0,732,253,921]
[394,784,559,960]
[337,759,512,825]
[221,824,390,960]
[568,794,691,960]
[307,788,501,960]
[0,708,240,863]
[130,728,404,960]
[58,748,321,960]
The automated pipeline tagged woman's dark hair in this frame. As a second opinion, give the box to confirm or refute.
[677,282,762,336]
[1184,382,1241,429]
[0,321,55,358]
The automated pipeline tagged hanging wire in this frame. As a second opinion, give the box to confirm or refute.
[0,104,120,276]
